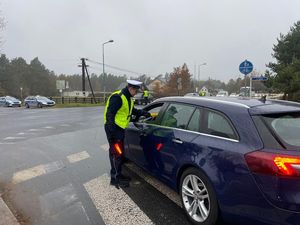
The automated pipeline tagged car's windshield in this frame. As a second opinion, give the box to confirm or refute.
[134,93,143,98]
[262,113,300,147]
[36,96,49,101]
[6,96,18,101]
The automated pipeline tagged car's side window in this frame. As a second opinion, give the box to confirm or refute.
[160,103,195,129]
[187,108,201,132]
[205,109,238,139]
[136,102,165,124]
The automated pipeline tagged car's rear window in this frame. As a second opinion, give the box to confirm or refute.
[261,113,300,147]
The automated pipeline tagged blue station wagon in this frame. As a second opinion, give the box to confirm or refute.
[24,95,55,108]
[124,96,300,225]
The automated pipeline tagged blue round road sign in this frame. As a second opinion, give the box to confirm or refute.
[239,60,253,75]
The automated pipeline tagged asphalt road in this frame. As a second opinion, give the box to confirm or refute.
[0,106,201,225]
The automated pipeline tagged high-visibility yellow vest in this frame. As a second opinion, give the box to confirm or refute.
[104,90,134,129]
[143,90,149,97]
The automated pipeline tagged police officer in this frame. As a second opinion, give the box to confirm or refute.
[199,91,206,96]
[143,89,149,105]
[104,80,150,188]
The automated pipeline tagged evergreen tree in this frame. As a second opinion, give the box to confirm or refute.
[268,21,300,100]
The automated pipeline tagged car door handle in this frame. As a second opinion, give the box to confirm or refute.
[172,138,183,144]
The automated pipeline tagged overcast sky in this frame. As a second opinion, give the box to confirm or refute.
[1,0,300,82]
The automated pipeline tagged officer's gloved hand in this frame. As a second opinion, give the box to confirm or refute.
[144,111,151,118]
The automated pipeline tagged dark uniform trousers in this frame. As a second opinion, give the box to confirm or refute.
[104,124,125,181]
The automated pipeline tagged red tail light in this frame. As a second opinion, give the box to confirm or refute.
[245,151,300,177]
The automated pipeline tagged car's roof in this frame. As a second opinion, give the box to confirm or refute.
[154,96,300,114]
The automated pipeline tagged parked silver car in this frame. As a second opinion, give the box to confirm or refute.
[0,96,22,107]
[24,95,55,108]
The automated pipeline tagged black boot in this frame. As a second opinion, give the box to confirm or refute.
[110,178,130,189]
[119,174,132,182]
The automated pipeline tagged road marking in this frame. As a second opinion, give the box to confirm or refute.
[60,124,70,127]
[84,174,154,225]
[17,132,25,135]
[100,144,109,151]
[3,137,25,140]
[12,160,64,184]
[43,126,54,129]
[67,151,90,163]
[12,165,45,184]
[43,160,65,173]
[126,163,182,207]
[28,129,42,132]
[0,197,20,225]
[0,142,15,145]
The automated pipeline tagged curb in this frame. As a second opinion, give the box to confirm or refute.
[0,197,20,225]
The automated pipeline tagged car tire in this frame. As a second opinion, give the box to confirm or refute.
[180,168,219,225]
[38,103,43,108]
[25,103,29,108]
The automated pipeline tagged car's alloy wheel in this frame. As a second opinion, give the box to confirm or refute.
[180,168,218,225]
[38,103,42,108]
[25,103,29,108]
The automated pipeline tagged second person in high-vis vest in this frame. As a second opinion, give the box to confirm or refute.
[143,89,149,105]
[104,80,150,188]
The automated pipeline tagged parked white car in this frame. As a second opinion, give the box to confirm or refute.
[216,91,229,97]
[229,92,238,97]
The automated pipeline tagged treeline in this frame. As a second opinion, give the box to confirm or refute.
[0,56,57,98]
[0,54,128,98]
[0,55,269,99]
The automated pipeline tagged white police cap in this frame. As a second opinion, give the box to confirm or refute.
[127,79,142,88]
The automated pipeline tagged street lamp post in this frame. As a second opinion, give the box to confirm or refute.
[102,40,114,101]
[197,63,207,92]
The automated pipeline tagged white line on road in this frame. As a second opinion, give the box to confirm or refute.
[84,174,154,225]
[28,129,43,132]
[17,132,25,135]
[3,137,25,140]
[67,151,90,163]
[0,197,20,225]
[0,142,15,145]
[12,160,64,184]
[43,126,54,129]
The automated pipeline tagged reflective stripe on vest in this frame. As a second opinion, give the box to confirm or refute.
[104,90,134,129]
[144,90,149,97]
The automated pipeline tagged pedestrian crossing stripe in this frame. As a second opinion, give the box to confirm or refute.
[67,151,90,163]
[12,161,64,184]
[84,174,154,225]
